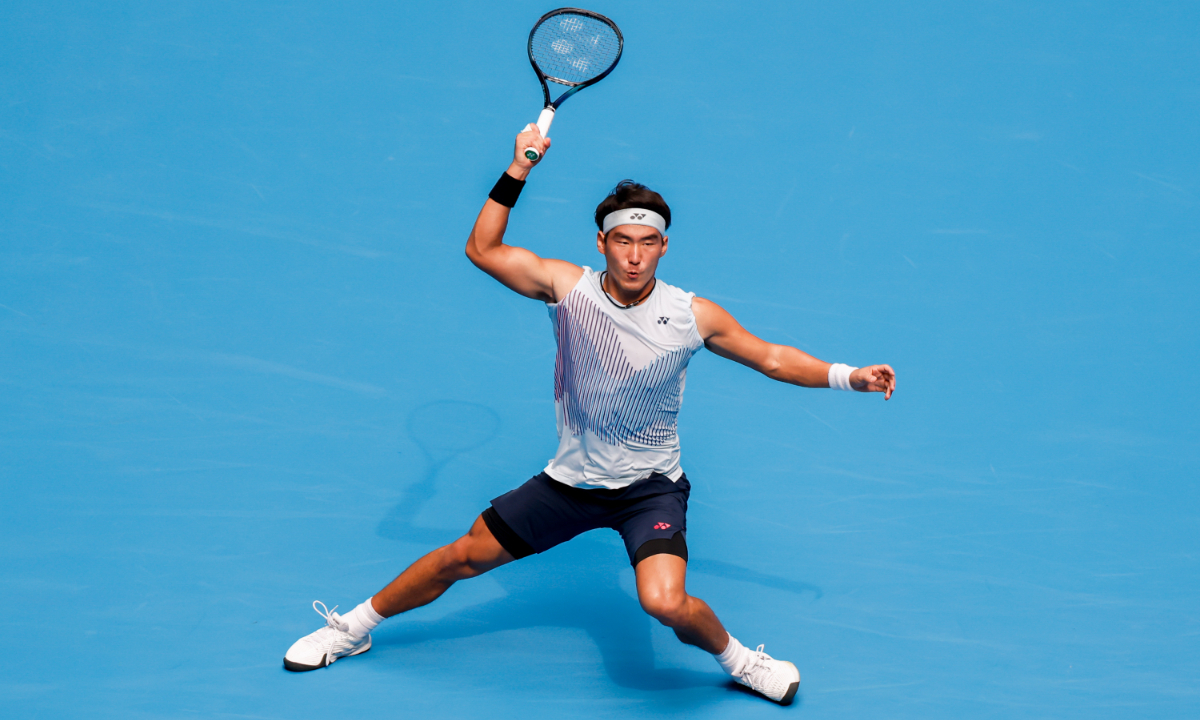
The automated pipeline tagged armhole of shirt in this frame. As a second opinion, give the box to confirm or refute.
[685,292,705,350]
[546,265,592,308]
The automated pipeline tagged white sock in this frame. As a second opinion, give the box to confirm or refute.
[343,597,385,639]
[714,633,753,677]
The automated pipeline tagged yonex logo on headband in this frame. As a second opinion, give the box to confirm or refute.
[602,208,667,235]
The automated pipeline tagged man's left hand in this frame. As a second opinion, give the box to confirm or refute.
[850,365,896,400]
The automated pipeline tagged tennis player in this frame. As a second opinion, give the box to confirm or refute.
[283,126,897,705]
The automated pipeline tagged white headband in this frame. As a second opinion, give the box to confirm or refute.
[602,208,667,235]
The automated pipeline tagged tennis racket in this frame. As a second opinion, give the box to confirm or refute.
[523,8,623,162]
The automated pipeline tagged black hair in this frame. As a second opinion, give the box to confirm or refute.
[594,180,672,232]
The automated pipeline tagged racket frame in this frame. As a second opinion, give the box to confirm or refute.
[523,7,623,161]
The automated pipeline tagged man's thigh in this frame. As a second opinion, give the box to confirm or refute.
[455,513,516,574]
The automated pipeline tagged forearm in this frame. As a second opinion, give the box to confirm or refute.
[761,344,831,388]
[768,347,897,399]
[466,163,529,260]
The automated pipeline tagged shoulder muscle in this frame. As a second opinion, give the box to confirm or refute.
[691,296,740,341]
[545,260,585,302]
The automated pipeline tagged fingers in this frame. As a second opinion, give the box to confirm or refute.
[881,364,896,400]
[873,364,896,400]
[514,124,549,166]
[854,364,897,400]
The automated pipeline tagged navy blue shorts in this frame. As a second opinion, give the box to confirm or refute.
[482,472,690,567]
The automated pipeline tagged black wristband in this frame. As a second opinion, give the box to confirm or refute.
[488,172,526,208]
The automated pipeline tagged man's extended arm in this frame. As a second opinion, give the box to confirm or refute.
[465,126,582,303]
[692,297,896,399]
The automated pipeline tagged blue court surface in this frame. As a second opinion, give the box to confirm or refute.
[3,2,1198,718]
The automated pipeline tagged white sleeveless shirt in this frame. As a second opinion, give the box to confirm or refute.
[544,267,705,489]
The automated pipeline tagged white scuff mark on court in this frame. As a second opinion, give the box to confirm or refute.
[797,614,1015,650]
[813,680,923,694]
[0,303,31,318]
[393,74,440,83]
[85,202,386,259]
[815,466,911,486]
[794,402,838,433]
[167,349,387,396]
[165,391,206,422]
[698,293,927,333]
[1058,477,1118,491]
[901,254,917,268]
[690,499,798,531]
[0,682,61,698]
[1133,172,1188,195]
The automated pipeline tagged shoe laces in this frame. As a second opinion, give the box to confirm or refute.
[313,600,345,629]
[742,644,772,679]
[301,601,351,650]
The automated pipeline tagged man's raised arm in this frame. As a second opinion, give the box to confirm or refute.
[465,126,582,303]
[692,297,896,399]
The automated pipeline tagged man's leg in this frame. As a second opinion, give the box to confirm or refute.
[635,553,801,705]
[372,513,515,617]
[634,553,727,653]
[283,514,514,672]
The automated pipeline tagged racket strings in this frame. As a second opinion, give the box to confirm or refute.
[530,14,620,86]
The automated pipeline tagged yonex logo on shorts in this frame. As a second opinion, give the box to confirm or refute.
[653,522,671,530]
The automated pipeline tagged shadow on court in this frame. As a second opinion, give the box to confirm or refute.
[373,401,821,692]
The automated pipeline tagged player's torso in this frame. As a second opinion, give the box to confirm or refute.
[545,267,703,489]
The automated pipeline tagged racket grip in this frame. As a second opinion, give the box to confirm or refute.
[523,107,556,162]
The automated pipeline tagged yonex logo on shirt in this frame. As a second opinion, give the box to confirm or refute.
[658,317,669,324]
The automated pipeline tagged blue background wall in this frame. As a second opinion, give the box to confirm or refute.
[2,1,1197,717]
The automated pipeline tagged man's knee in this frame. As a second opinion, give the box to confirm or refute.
[639,587,689,627]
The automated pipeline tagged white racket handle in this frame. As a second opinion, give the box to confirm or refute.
[523,107,556,162]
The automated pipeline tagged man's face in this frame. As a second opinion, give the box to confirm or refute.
[596,224,669,294]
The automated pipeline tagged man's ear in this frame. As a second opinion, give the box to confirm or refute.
[596,230,606,255]
[660,234,668,256]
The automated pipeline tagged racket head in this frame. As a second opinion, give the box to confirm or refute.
[528,8,623,108]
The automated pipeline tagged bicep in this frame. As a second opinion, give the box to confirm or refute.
[468,241,581,302]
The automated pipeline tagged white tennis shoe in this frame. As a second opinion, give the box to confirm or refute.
[735,644,801,705]
[283,601,372,672]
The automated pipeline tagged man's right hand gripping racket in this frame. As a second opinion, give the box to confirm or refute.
[522,8,623,162]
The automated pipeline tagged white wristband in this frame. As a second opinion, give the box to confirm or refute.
[828,363,857,391]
